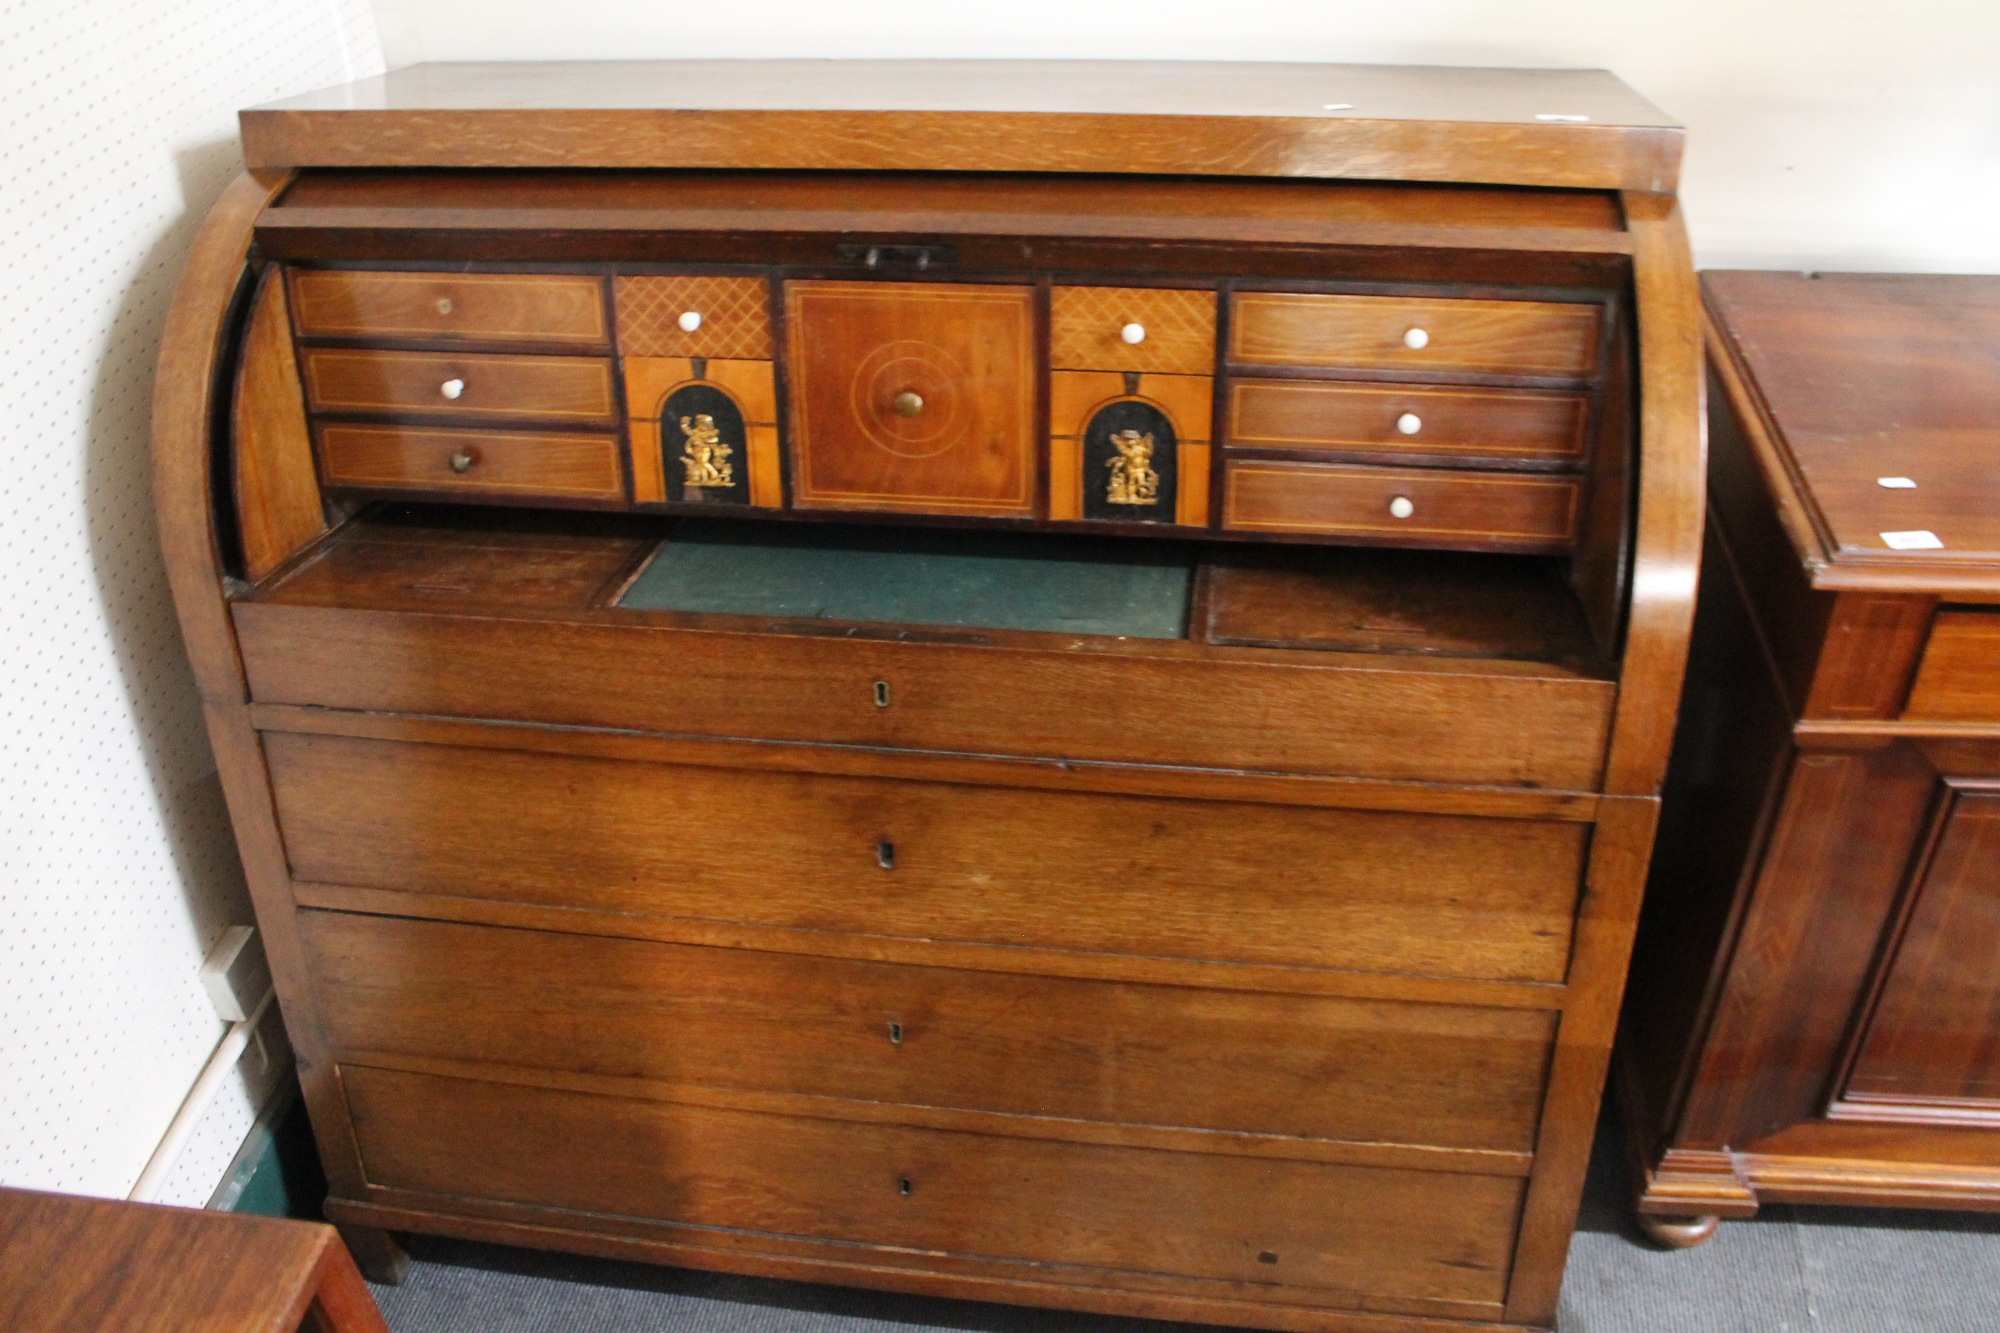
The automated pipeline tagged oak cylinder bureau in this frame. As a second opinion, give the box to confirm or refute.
[152,62,1701,1333]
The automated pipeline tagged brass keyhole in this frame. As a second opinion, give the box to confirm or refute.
[877,841,895,870]
[873,680,890,708]
[893,391,924,418]
[898,1177,913,1196]
[888,1021,903,1044]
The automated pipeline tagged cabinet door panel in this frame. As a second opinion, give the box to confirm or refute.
[786,281,1038,517]
[1844,786,2000,1108]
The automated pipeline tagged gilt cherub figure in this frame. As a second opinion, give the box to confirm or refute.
[679,413,734,487]
[1105,428,1159,506]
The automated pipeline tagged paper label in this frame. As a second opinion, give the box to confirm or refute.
[1880,530,1944,550]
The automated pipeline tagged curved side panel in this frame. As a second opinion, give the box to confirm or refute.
[1604,193,1706,798]
[152,169,292,702]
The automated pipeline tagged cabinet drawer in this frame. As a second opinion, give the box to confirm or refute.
[1227,379,1588,463]
[1229,292,1601,377]
[1905,609,2000,721]
[1223,459,1581,550]
[303,912,1556,1152]
[344,1063,1523,1309]
[269,734,1588,983]
[300,349,616,422]
[288,270,608,346]
[614,274,774,359]
[1050,286,1217,375]
[317,424,623,500]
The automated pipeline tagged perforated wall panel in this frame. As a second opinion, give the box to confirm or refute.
[1,0,382,1204]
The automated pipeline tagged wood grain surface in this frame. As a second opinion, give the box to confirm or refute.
[1229,292,1601,377]
[317,424,623,500]
[786,281,1038,517]
[269,733,1588,982]
[289,269,607,346]
[302,910,1555,1153]
[0,1186,388,1333]
[1905,610,2000,720]
[1223,460,1580,551]
[300,347,616,422]
[1227,380,1588,463]
[341,1063,1526,1309]
[232,268,326,580]
[240,60,1681,191]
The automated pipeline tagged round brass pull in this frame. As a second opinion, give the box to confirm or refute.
[893,391,924,418]
[449,450,476,474]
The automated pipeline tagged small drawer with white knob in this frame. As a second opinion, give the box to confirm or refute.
[1228,293,1602,378]
[288,270,609,346]
[1222,459,1581,552]
[316,423,624,501]
[1050,285,1217,375]
[614,275,775,360]
[1226,380,1589,463]
[299,348,617,423]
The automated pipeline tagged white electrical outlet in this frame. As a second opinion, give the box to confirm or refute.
[198,927,271,1023]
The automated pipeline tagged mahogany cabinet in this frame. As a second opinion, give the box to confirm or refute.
[1619,272,2000,1246]
[151,62,1702,1333]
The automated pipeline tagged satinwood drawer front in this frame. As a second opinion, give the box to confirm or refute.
[343,1064,1523,1311]
[1224,459,1581,551]
[1904,609,2000,721]
[268,735,1588,983]
[785,281,1038,517]
[1229,292,1601,377]
[299,348,616,422]
[288,270,608,346]
[1049,286,1217,375]
[302,911,1556,1152]
[1227,380,1589,463]
[317,424,622,500]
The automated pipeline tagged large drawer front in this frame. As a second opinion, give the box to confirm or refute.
[269,734,1588,983]
[303,912,1556,1152]
[289,270,608,346]
[343,1063,1522,1309]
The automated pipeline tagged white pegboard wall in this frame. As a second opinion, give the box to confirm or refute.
[0,0,382,1203]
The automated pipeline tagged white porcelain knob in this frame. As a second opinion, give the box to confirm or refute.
[1403,327,1430,350]
[1396,412,1422,435]
[435,298,453,315]
[1121,322,1146,345]
[440,378,465,400]
[1388,496,1416,519]
[678,310,702,332]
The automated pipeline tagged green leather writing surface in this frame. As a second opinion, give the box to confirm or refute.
[620,520,1192,639]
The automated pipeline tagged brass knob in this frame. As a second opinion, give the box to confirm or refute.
[893,391,924,418]
[449,450,476,473]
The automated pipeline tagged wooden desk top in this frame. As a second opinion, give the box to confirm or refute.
[0,1187,385,1333]
[1704,270,2000,596]
[240,59,1681,192]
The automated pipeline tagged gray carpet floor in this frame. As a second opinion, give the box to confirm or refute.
[366,1105,2000,1332]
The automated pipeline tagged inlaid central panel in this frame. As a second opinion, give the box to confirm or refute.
[786,281,1038,517]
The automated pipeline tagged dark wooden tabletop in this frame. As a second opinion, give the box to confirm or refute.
[1704,270,2000,594]
[0,1187,386,1333]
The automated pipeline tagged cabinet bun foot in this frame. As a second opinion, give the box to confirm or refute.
[338,1224,412,1285]
[1636,1213,1720,1249]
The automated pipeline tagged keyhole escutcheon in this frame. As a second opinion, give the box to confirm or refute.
[888,1021,904,1044]
[876,840,895,870]
[873,680,890,708]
